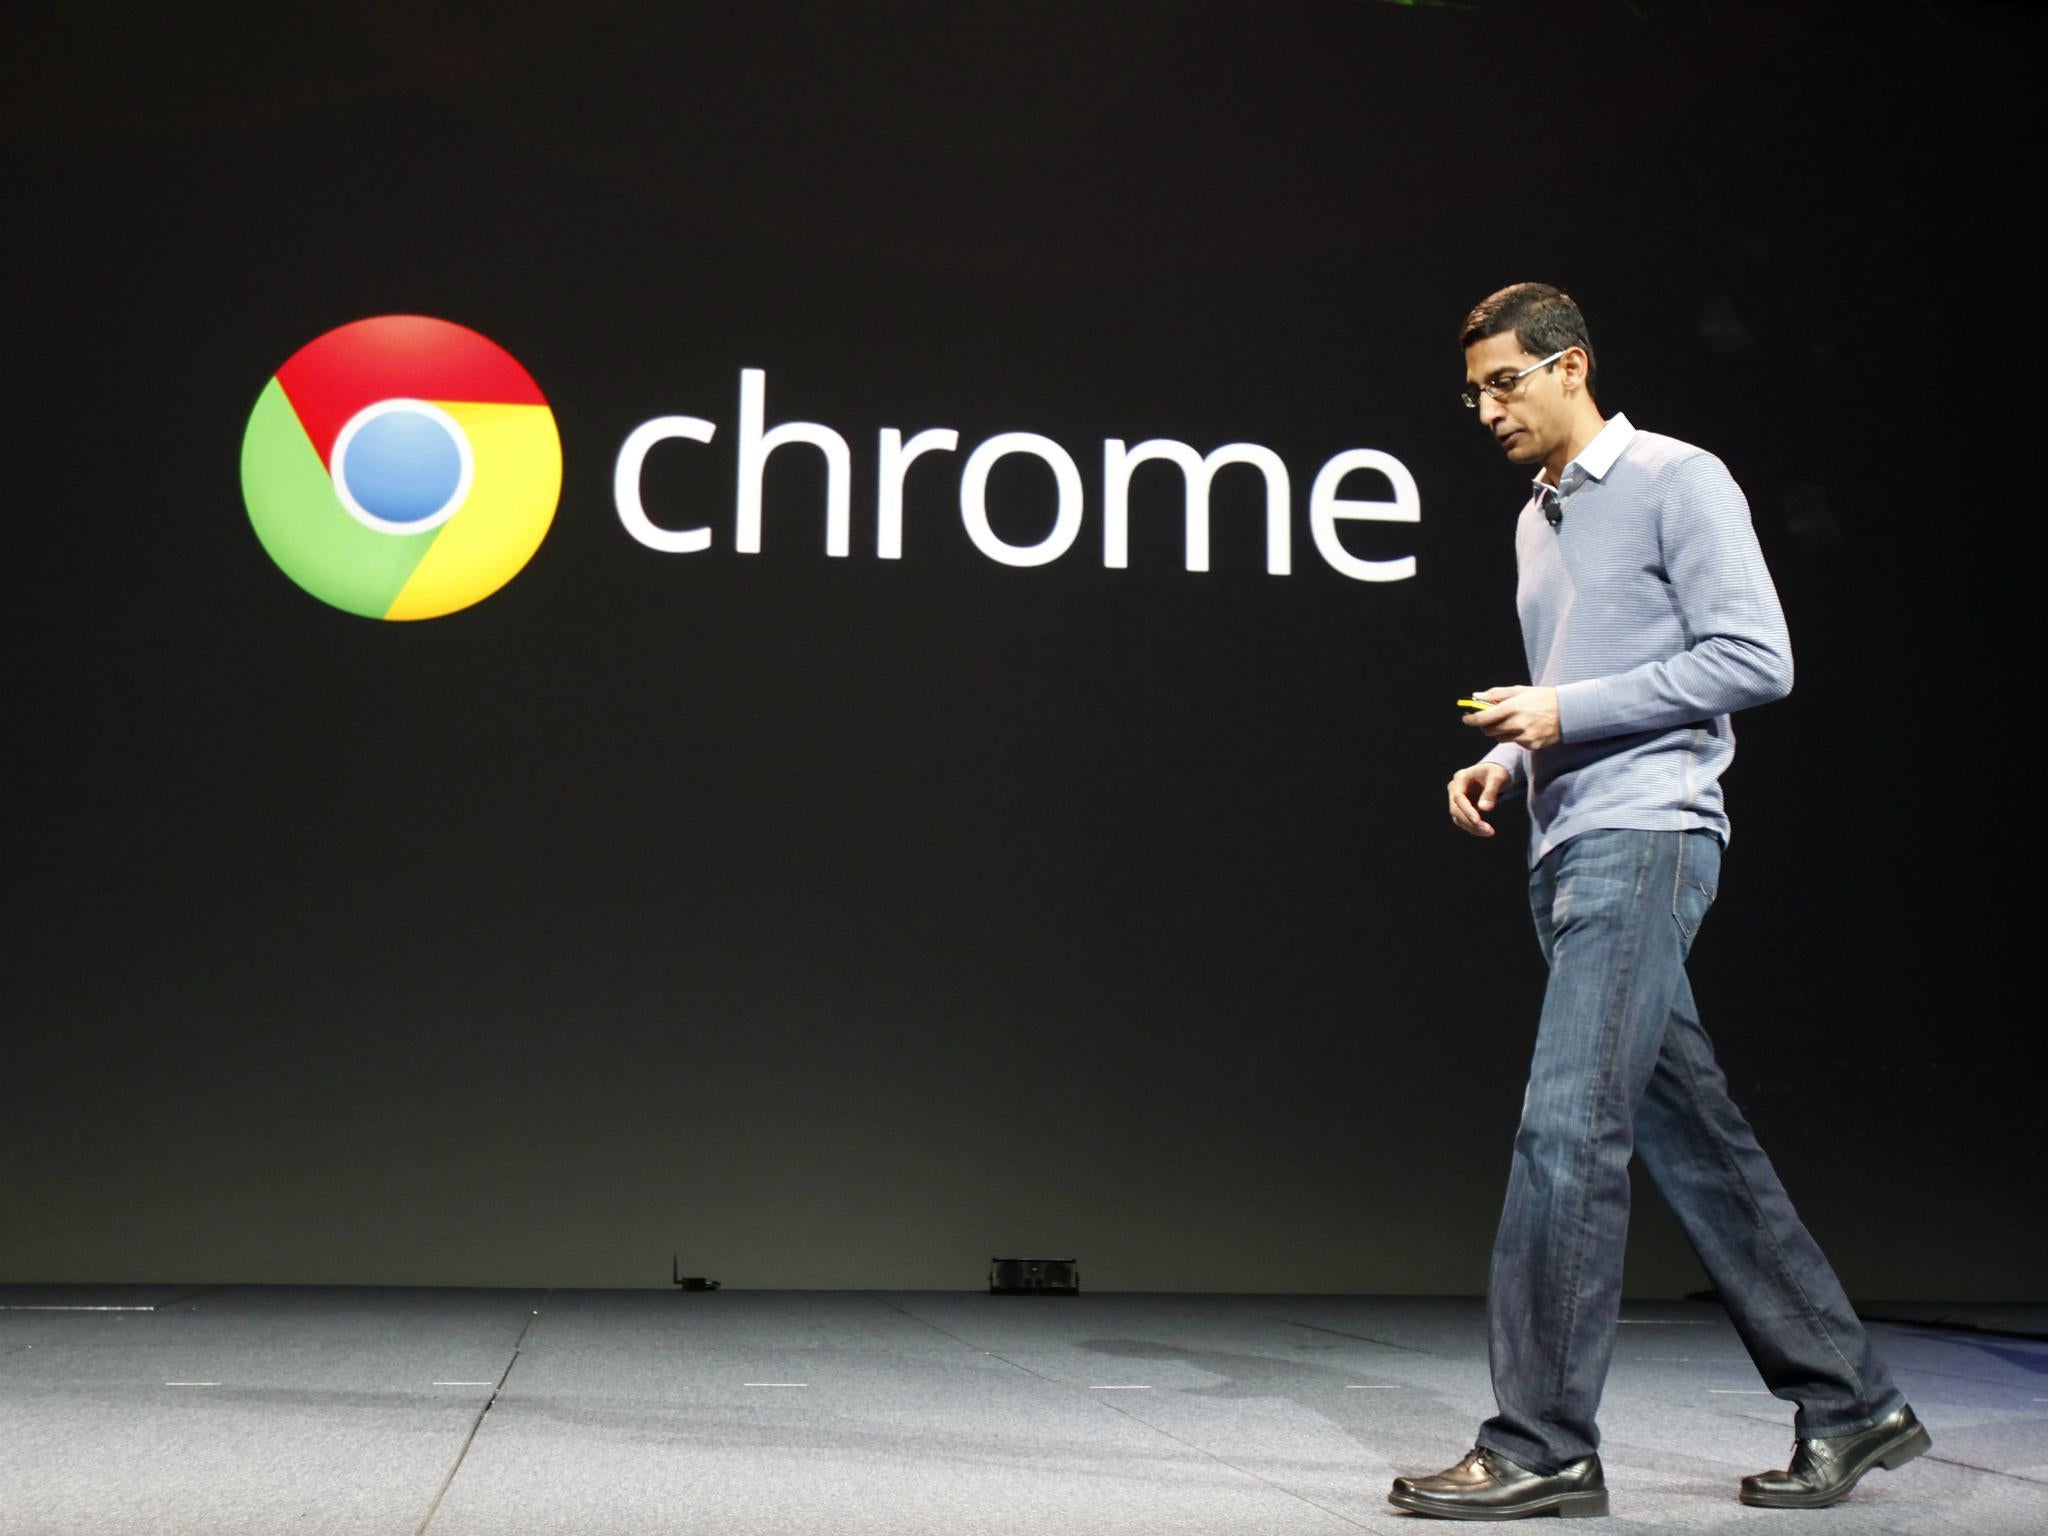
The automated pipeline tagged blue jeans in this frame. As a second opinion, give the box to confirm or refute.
[1477,828,1903,1474]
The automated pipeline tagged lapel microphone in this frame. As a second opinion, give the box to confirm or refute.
[1542,488,1562,527]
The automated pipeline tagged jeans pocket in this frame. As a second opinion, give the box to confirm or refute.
[1671,833,1721,949]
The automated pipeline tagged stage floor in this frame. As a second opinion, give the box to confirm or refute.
[1,1287,2041,1534]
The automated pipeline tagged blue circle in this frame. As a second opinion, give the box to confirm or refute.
[340,409,465,524]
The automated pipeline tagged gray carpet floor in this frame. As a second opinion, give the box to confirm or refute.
[1,1287,2041,1534]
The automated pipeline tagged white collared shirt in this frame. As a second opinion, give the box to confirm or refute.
[1530,412,1638,514]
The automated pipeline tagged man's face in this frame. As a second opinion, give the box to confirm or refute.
[1463,332,1567,469]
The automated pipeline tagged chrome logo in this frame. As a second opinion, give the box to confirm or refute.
[241,316,561,620]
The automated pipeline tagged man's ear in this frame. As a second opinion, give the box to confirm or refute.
[1559,346,1590,393]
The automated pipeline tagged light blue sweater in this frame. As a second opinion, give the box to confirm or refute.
[1481,416,1793,865]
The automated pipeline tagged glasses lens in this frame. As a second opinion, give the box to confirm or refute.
[1459,386,1480,409]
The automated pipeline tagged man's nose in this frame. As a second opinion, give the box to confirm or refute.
[1477,393,1505,428]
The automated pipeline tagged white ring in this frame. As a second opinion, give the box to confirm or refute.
[330,398,475,535]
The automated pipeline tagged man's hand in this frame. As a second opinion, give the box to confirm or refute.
[1462,685,1561,750]
[1448,761,1512,838]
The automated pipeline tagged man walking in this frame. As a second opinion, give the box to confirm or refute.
[1390,283,1927,1519]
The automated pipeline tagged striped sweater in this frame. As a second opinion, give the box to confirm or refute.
[1481,414,1793,865]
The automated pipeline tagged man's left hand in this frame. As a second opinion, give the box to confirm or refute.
[1463,685,1561,750]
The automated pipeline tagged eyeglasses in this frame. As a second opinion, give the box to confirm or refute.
[1460,349,1569,410]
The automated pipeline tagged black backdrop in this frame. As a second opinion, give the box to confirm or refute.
[5,1,2037,1298]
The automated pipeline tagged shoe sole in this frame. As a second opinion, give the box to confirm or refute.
[1738,1422,1933,1509]
[1386,1488,1610,1519]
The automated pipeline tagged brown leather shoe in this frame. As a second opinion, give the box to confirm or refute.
[1388,1446,1608,1519]
[1739,1403,1931,1508]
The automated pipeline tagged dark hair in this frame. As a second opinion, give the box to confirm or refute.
[1460,282,1597,397]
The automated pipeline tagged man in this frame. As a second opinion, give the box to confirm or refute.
[1388,283,1927,1520]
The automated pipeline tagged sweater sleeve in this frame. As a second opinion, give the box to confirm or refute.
[1481,740,1527,797]
[1553,453,1793,742]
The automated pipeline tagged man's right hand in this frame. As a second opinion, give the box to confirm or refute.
[1447,762,1511,838]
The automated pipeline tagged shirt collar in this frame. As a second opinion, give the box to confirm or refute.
[1531,412,1636,504]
